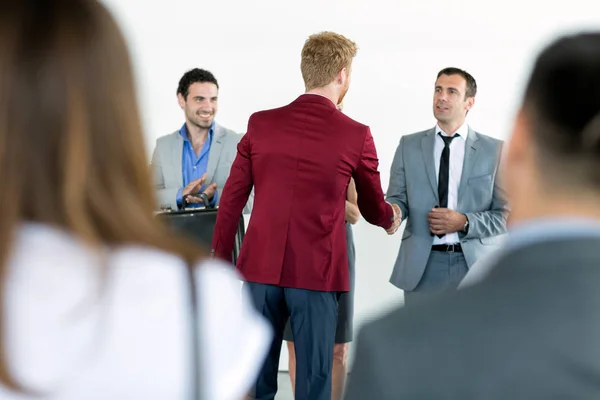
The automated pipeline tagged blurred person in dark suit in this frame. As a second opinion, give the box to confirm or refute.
[345,32,600,399]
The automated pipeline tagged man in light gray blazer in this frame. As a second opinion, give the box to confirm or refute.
[151,68,252,213]
[345,32,600,399]
[386,67,508,303]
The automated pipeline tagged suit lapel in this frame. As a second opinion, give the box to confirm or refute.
[170,131,184,187]
[421,128,439,202]
[457,128,480,200]
[206,123,226,183]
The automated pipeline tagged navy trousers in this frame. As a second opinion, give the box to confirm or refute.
[245,282,338,400]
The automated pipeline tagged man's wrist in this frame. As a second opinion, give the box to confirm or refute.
[462,214,470,233]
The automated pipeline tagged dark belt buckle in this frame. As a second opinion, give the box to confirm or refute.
[447,244,456,253]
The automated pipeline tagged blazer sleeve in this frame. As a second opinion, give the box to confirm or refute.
[211,122,255,260]
[464,142,509,239]
[213,133,254,215]
[385,136,409,222]
[151,140,180,210]
[352,127,394,229]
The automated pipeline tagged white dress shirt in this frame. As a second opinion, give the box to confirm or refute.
[1,223,271,400]
[433,122,469,245]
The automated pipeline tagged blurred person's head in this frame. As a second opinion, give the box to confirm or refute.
[177,68,219,131]
[433,67,477,132]
[503,32,600,225]
[301,32,357,106]
[0,0,203,390]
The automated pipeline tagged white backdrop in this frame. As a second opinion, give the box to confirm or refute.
[101,0,600,370]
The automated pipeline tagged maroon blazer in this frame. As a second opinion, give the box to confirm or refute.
[211,94,393,292]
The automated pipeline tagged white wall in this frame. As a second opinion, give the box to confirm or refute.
[101,0,600,370]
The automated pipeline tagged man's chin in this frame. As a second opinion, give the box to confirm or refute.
[193,119,214,129]
[434,114,449,123]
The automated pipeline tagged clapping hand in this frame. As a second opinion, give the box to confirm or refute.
[183,173,217,205]
[185,182,217,204]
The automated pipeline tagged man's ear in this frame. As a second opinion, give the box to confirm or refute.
[177,93,186,109]
[465,96,475,113]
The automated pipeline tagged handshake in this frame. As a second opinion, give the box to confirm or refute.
[385,202,401,235]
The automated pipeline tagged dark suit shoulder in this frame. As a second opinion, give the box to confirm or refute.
[350,300,466,398]
[353,239,600,398]
[351,287,518,398]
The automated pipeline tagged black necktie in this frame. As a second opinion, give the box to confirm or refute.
[436,133,458,238]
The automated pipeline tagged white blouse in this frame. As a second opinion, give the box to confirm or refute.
[0,223,270,399]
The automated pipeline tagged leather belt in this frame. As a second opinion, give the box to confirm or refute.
[431,243,462,253]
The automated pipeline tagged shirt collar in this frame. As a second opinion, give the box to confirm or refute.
[505,216,600,253]
[179,121,215,143]
[435,122,469,140]
[304,92,329,99]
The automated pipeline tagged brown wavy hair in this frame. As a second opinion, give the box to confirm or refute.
[0,0,203,390]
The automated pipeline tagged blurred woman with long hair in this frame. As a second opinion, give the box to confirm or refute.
[0,1,269,398]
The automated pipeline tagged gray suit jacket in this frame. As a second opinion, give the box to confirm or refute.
[345,238,600,399]
[386,127,508,290]
[150,123,253,213]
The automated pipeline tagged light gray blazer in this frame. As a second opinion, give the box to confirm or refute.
[150,123,253,213]
[386,127,508,291]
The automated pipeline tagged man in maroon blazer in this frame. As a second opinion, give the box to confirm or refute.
[211,31,400,400]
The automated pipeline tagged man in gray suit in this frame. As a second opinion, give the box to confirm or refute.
[345,32,600,399]
[151,68,252,212]
[386,67,508,303]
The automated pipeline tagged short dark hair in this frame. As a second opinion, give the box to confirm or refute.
[437,67,477,98]
[176,68,219,99]
[523,32,600,188]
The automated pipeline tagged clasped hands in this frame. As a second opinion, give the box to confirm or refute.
[385,202,401,235]
[428,207,467,236]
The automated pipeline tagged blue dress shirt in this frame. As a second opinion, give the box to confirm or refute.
[176,122,219,208]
